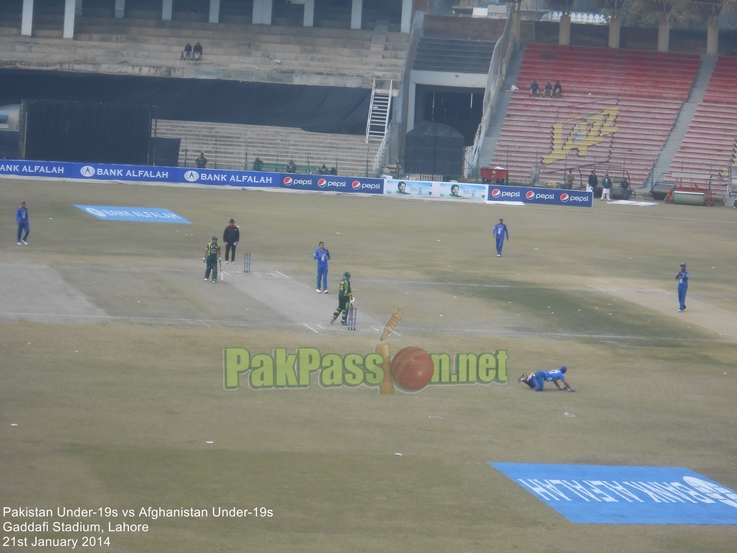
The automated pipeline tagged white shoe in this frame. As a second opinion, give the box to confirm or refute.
[225,260,228,264]
[22,240,27,245]
[324,290,329,294]
[316,289,321,293]
[205,277,208,280]
[497,254,501,257]
[17,242,21,245]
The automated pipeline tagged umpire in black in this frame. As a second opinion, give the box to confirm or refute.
[223,219,240,265]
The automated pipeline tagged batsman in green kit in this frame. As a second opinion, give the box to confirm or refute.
[203,236,221,283]
[330,272,352,325]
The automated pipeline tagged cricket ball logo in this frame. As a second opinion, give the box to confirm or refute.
[223,309,508,393]
[560,193,570,203]
[282,176,293,186]
[317,178,327,188]
[525,190,535,201]
[351,181,361,190]
[491,188,502,199]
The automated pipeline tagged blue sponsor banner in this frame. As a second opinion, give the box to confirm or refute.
[0,159,280,187]
[487,184,593,207]
[491,463,737,524]
[75,205,192,224]
[279,173,383,194]
[0,159,382,193]
[179,167,279,187]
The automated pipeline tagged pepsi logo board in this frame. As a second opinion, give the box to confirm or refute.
[276,174,383,194]
[486,185,593,207]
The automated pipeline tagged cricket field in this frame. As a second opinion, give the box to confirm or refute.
[1,178,736,552]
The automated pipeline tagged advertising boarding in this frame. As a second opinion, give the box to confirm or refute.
[491,463,737,525]
[0,159,280,188]
[279,174,383,194]
[488,184,593,207]
[384,179,487,202]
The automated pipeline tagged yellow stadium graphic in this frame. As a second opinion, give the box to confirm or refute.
[542,106,619,165]
[719,140,737,178]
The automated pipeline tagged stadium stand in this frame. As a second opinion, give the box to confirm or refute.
[0,0,407,174]
[661,56,737,194]
[156,119,380,175]
[0,21,407,86]
[488,44,700,186]
[413,36,495,74]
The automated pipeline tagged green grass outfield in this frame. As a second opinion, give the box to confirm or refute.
[1,178,736,553]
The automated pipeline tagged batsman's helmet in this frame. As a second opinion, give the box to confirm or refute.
[343,271,351,279]
[680,262,686,267]
[212,236,218,240]
[560,366,567,373]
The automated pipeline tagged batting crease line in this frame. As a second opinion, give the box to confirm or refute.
[0,312,729,342]
[302,324,319,334]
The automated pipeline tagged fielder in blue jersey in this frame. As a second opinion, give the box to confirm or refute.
[314,241,331,293]
[518,366,576,392]
[16,200,29,245]
[492,217,508,257]
[676,262,689,312]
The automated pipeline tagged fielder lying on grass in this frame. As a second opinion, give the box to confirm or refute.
[517,366,576,392]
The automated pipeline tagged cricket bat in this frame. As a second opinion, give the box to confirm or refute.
[376,343,394,395]
[219,259,223,281]
[380,310,402,342]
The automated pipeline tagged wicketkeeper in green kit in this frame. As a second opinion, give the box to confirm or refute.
[203,236,221,283]
[330,272,352,325]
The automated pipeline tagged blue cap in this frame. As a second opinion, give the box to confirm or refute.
[560,366,567,373]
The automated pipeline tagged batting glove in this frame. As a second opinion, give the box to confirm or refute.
[202,257,206,263]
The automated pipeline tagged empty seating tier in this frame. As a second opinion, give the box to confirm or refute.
[489,44,700,186]
[413,37,495,74]
[156,120,380,177]
[0,12,408,89]
[661,56,737,194]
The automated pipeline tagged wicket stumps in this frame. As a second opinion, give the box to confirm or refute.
[347,307,357,330]
[243,253,251,273]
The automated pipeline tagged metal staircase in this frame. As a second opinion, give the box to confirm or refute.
[366,79,392,143]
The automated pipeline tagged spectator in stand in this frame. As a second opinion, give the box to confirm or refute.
[317,163,329,175]
[601,172,613,201]
[285,160,297,173]
[565,169,574,189]
[529,80,539,97]
[588,169,598,195]
[329,167,338,176]
[553,81,563,98]
[193,42,203,61]
[543,82,553,97]
[181,42,192,60]
[252,157,264,171]
[195,152,207,168]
